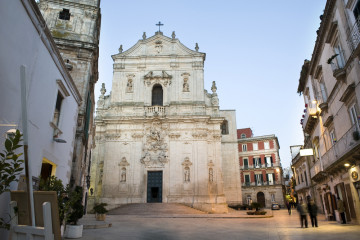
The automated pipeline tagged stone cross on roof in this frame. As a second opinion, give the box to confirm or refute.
[156,21,164,32]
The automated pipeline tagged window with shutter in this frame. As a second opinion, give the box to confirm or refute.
[244,159,248,169]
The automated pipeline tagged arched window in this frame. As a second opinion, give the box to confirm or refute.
[241,133,246,138]
[152,84,163,106]
[221,120,229,135]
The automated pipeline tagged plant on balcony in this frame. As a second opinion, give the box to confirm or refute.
[327,54,338,64]
[353,131,360,141]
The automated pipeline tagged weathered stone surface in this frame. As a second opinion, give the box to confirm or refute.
[90,32,241,213]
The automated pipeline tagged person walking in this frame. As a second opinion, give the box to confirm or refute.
[286,201,291,215]
[337,197,346,224]
[307,199,318,227]
[297,200,308,228]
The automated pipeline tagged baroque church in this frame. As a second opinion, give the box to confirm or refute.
[89,30,242,213]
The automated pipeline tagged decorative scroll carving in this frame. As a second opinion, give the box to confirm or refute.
[182,157,192,167]
[118,157,130,167]
[192,131,208,139]
[155,40,163,53]
[105,133,121,141]
[144,71,172,86]
[132,133,144,139]
[169,133,181,139]
[213,134,222,140]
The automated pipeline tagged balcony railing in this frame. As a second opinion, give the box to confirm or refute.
[242,181,281,187]
[145,106,166,117]
[330,53,346,81]
[302,101,320,133]
[311,124,360,177]
[347,17,360,53]
[241,163,278,170]
[321,124,360,170]
[295,182,309,192]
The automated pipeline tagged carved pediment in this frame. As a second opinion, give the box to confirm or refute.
[144,70,172,87]
[118,157,130,167]
[181,157,192,167]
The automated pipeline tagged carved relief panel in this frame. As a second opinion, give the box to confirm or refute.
[140,120,169,168]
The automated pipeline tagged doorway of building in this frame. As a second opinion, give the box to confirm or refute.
[147,171,163,203]
[257,192,265,208]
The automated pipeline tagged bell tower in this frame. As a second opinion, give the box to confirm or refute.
[38,0,101,191]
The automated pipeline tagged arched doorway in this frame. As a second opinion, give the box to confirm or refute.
[257,192,265,208]
[152,84,163,106]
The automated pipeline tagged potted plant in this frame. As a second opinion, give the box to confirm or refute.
[247,202,266,215]
[93,203,108,221]
[64,186,84,239]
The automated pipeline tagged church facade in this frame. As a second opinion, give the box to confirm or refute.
[89,31,241,213]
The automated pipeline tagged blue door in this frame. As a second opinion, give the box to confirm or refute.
[147,171,163,203]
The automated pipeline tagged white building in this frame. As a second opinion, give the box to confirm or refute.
[0,0,81,237]
[297,0,360,224]
[89,31,242,213]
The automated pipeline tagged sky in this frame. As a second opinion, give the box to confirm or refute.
[95,0,327,169]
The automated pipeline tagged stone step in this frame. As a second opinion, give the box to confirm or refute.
[108,203,206,215]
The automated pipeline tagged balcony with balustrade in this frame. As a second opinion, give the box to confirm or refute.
[347,17,360,56]
[302,101,320,134]
[329,53,346,81]
[311,124,360,182]
[145,106,166,117]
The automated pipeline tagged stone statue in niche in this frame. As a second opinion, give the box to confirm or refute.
[126,74,135,93]
[181,73,190,92]
[183,79,189,92]
[184,167,190,182]
[209,168,214,183]
[126,79,133,92]
[120,168,126,182]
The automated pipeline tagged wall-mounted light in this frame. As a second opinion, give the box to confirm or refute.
[344,163,350,167]
[53,138,67,143]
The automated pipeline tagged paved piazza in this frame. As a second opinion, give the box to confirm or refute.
[77,209,360,240]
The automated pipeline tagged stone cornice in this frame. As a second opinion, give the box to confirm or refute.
[308,0,336,76]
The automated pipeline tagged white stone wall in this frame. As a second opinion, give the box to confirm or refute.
[90,32,238,213]
[0,0,80,238]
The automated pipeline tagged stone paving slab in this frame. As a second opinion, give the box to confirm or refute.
[75,210,360,240]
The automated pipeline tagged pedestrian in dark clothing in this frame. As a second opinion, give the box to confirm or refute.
[286,201,291,215]
[307,199,318,227]
[337,197,346,224]
[297,200,308,228]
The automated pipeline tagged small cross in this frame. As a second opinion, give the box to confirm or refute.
[156,21,164,32]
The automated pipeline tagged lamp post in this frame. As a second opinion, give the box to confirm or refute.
[86,175,91,189]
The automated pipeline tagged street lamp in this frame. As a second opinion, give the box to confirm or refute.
[86,175,91,189]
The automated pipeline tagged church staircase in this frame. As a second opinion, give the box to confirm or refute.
[108,203,206,215]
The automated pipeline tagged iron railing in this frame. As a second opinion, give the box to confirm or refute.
[310,124,360,177]
[347,17,360,52]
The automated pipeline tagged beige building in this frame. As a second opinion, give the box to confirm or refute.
[290,146,315,207]
[38,0,101,201]
[89,31,242,213]
[297,0,360,224]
